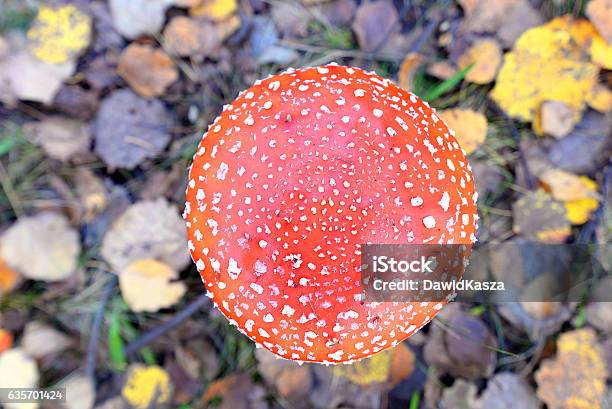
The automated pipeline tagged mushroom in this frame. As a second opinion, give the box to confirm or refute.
[185,64,478,363]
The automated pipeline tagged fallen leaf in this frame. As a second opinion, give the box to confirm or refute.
[122,365,172,409]
[256,348,312,398]
[587,83,612,112]
[491,16,601,123]
[0,257,20,295]
[438,109,487,154]
[61,373,95,409]
[74,169,108,222]
[398,53,424,91]
[334,349,393,386]
[0,212,80,282]
[0,330,13,354]
[496,0,544,47]
[249,16,298,65]
[317,0,357,27]
[0,349,39,409]
[535,100,578,138]
[23,116,91,162]
[109,0,174,39]
[586,302,612,333]
[586,0,612,44]
[100,198,190,272]
[388,343,416,387]
[26,5,92,64]
[0,50,76,105]
[215,14,241,41]
[202,373,266,409]
[117,44,178,98]
[21,321,72,359]
[546,110,612,174]
[119,259,186,312]
[270,2,311,38]
[427,60,458,80]
[458,39,502,84]
[512,189,571,242]
[94,89,172,169]
[536,329,607,409]
[539,168,598,202]
[563,176,599,225]
[190,0,237,21]
[164,16,211,57]
[424,305,497,379]
[53,85,100,120]
[440,379,480,409]
[478,372,540,409]
[352,1,399,52]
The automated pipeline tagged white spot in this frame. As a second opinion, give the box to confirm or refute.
[259,240,268,248]
[411,196,423,206]
[258,328,271,338]
[423,216,436,229]
[263,313,274,323]
[250,283,264,294]
[228,258,241,279]
[373,109,383,118]
[282,304,296,317]
[263,101,273,109]
[216,162,229,180]
[354,89,365,97]
[269,81,280,91]
[438,192,450,211]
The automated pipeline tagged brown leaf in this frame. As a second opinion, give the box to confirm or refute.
[100,198,190,272]
[388,343,416,387]
[202,373,266,409]
[398,53,424,91]
[536,329,607,409]
[352,1,399,52]
[24,116,91,162]
[0,212,80,282]
[587,83,612,113]
[539,168,598,202]
[427,60,457,80]
[94,89,172,170]
[587,0,612,44]
[117,44,178,98]
[512,189,571,243]
[256,348,312,398]
[478,372,540,409]
[163,16,221,58]
[271,2,311,38]
[458,39,502,84]
[536,100,578,138]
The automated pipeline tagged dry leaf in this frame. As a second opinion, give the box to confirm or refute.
[427,60,457,80]
[438,109,487,154]
[491,16,602,123]
[117,44,178,98]
[122,365,172,409]
[0,50,76,105]
[270,2,311,38]
[21,321,72,359]
[101,198,190,272]
[94,89,172,170]
[109,0,174,39]
[216,14,241,41]
[163,17,204,57]
[0,212,80,282]
[0,257,20,295]
[458,39,502,84]
[62,374,95,409]
[27,5,92,64]
[0,330,13,354]
[536,329,607,409]
[190,0,237,21]
[398,53,424,91]
[563,176,599,225]
[256,348,312,398]
[440,379,480,409]
[539,168,598,202]
[334,349,394,386]
[535,100,578,138]
[352,1,399,52]
[512,189,571,243]
[202,373,266,409]
[587,84,612,112]
[0,349,39,409]
[23,116,91,162]
[74,169,108,222]
[119,259,186,312]
[586,0,612,44]
[388,343,416,387]
[478,372,540,409]
[496,0,544,47]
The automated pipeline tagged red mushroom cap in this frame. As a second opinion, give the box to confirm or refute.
[185,64,478,363]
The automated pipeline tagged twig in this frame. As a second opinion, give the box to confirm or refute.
[124,293,212,356]
[85,274,118,383]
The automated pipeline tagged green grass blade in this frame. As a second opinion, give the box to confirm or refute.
[108,308,127,371]
[409,391,421,409]
[423,64,474,102]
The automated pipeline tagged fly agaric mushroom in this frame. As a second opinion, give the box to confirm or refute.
[185,64,478,363]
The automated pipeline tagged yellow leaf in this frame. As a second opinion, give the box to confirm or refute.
[563,176,599,225]
[539,169,598,202]
[0,256,20,295]
[591,34,612,69]
[122,365,171,409]
[586,83,612,112]
[190,0,237,21]
[438,109,487,154]
[119,259,186,312]
[333,349,393,385]
[491,16,599,122]
[27,5,92,64]
[458,39,502,84]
